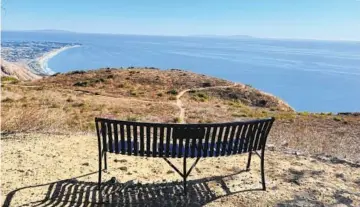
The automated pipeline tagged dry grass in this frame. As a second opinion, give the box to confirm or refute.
[1,107,68,133]
[180,86,360,162]
[1,68,360,162]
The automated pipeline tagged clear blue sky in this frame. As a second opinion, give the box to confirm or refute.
[2,0,360,40]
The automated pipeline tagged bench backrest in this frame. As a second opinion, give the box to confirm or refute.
[95,117,275,158]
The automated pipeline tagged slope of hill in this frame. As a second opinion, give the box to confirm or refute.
[1,59,41,81]
[1,67,359,206]
[1,67,359,161]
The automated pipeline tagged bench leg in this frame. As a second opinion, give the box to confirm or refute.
[183,156,187,195]
[260,151,266,191]
[163,157,200,196]
[104,151,108,171]
[98,151,102,191]
[246,151,252,171]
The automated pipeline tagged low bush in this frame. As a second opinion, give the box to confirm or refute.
[167,89,178,95]
[126,116,139,122]
[51,72,61,77]
[333,117,342,122]
[173,117,182,123]
[2,97,14,103]
[68,70,86,75]
[73,81,88,87]
[1,76,19,84]
[202,82,212,87]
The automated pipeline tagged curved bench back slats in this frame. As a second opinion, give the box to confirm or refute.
[95,117,275,158]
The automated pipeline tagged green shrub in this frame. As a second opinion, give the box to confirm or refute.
[198,119,213,123]
[129,90,137,96]
[192,92,209,102]
[66,97,74,102]
[68,70,86,75]
[232,113,247,117]
[1,76,18,82]
[197,93,208,99]
[333,117,342,122]
[73,81,88,87]
[51,72,61,76]
[298,111,310,116]
[126,116,139,121]
[93,78,105,83]
[1,76,19,84]
[202,82,212,87]
[167,89,178,95]
[173,117,181,123]
[72,102,85,107]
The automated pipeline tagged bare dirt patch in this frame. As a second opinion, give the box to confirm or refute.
[1,134,359,206]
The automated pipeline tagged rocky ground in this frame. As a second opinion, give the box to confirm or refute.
[1,133,359,207]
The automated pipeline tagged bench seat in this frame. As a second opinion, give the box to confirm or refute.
[112,141,249,157]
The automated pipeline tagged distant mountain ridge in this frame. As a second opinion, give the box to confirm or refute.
[190,34,255,39]
[3,29,76,34]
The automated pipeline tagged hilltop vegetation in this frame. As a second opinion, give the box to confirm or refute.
[1,67,360,162]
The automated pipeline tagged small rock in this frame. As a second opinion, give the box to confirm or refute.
[281,141,289,147]
[114,159,127,163]
[335,173,345,179]
[166,170,174,174]
[119,166,127,171]
[110,177,118,184]
[267,144,275,151]
[82,162,90,166]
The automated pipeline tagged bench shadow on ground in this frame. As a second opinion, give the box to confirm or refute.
[3,170,264,207]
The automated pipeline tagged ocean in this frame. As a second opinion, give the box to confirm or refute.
[2,31,360,113]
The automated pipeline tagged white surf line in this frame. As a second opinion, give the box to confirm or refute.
[37,45,81,75]
[176,83,240,123]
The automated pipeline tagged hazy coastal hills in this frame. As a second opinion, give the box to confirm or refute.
[1,68,360,206]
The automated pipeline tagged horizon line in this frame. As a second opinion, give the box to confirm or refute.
[2,29,360,42]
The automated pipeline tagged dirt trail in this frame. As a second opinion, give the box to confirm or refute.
[176,83,240,123]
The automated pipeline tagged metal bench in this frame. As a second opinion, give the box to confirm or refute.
[95,117,275,194]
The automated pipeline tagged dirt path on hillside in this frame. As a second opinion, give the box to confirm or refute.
[176,83,240,123]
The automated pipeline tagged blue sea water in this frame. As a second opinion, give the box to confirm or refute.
[2,31,360,112]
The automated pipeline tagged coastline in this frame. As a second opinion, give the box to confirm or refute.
[35,45,80,75]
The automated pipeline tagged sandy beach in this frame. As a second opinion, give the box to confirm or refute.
[36,45,80,74]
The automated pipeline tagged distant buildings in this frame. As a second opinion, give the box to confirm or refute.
[1,41,78,62]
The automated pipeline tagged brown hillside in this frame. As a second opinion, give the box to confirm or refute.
[1,59,41,81]
[1,68,360,162]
